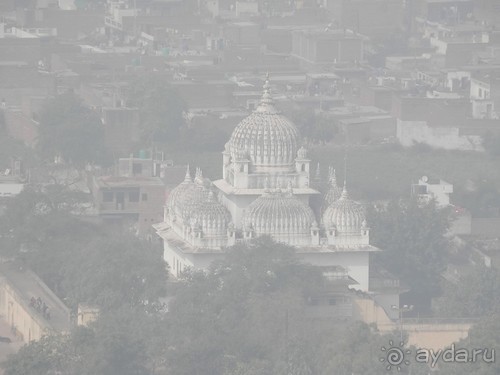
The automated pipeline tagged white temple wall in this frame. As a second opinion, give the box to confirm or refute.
[163,241,194,278]
[164,240,225,278]
[218,194,258,228]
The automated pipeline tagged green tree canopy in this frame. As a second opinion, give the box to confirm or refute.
[2,237,433,375]
[37,92,109,167]
[434,266,500,318]
[2,307,165,375]
[436,313,500,375]
[125,75,186,146]
[0,184,167,311]
[368,199,450,310]
[290,109,337,144]
[163,237,426,375]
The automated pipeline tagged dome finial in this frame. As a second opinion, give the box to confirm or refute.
[343,149,348,191]
[264,72,270,89]
[260,73,273,105]
[184,164,192,182]
[330,167,338,186]
[194,167,203,184]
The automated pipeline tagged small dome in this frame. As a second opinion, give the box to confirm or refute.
[322,187,366,235]
[243,188,315,236]
[228,76,299,172]
[167,166,211,222]
[166,166,194,213]
[190,191,231,237]
[179,183,207,222]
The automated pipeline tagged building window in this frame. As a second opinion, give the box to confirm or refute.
[129,191,140,202]
[329,298,337,306]
[103,192,114,202]
[301,164,306,172]
[132,163,142,175]
[141,193,148,201]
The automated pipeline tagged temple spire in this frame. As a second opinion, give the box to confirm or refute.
[184,164,191,182]
[343,150,348,190]
[330,167,338,187]
[314,162,321,181]
[260,72,273,105]
[194,167,203,184]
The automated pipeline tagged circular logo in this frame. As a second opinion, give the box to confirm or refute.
[380,340,411,371]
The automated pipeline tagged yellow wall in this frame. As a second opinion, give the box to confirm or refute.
[353,297,472,351]
[0,283,48,343]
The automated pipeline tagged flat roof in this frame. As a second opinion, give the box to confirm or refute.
[154,223,227,254]
[95,176,165,189]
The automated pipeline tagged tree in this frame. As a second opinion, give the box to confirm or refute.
[4,237,436,375]
[0,185,89,259]
[483,131,500,156]
[179,123,228,152]
[437,313,500,375]
[125,75,186,146]
[0,185,167,311]
[454,179,500,217]
[162,237,427,375]
[61,236,168,311]
[3,308,166,375]
[37,92,109,167]
[368,199,450,311]
[2,334,73,375]
[434,266,500,318]
[290,109,337,144]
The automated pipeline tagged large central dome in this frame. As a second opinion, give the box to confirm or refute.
[228,77,299,172]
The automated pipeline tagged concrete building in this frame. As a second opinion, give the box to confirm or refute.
[90,157,165,237]
[411,176,453,207]
[291,28,364,67]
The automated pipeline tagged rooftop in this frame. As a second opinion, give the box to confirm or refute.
[95,176,165,189]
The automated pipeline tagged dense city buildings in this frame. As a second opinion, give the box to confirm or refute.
[0,0,499,373]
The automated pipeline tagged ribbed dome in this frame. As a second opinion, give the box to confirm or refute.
[166,166,211,222]
[190,191,231,237]
[179,184,207,222]
[166,166,194,213]
[243,186,315,236]
[322,187,366,235]
[228,77,299,171]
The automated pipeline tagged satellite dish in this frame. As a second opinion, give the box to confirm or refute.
[422,176,428,182]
